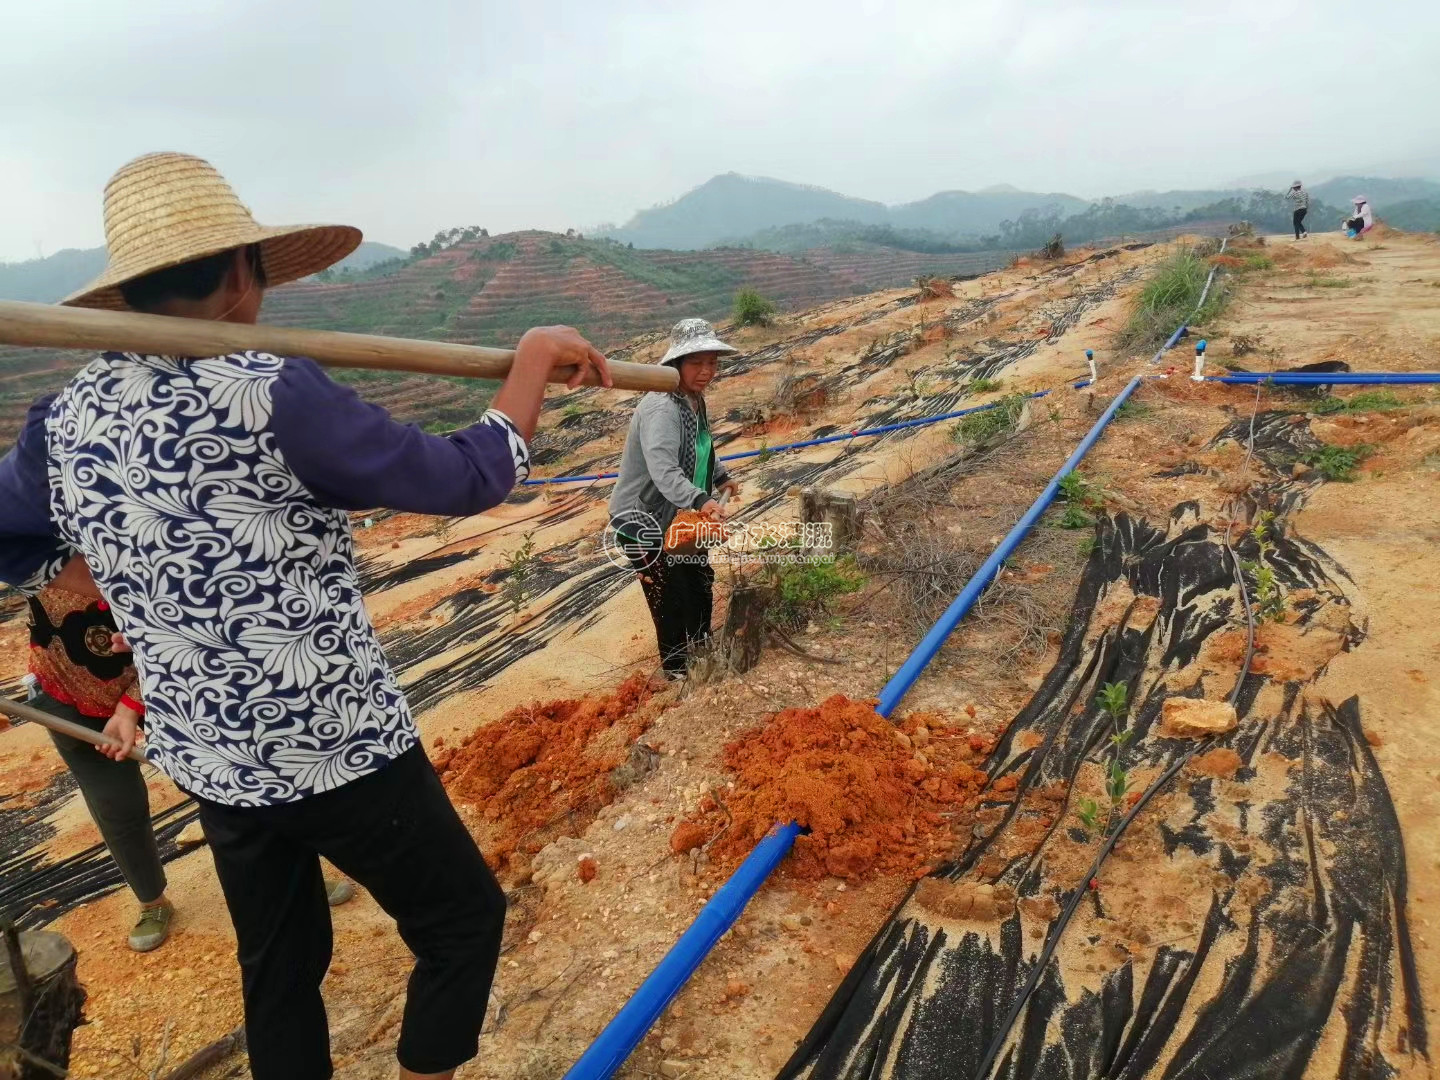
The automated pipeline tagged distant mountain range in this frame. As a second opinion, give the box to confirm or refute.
[0,240,405,305]
[597,172,1440,251]
[598,174,1089,250]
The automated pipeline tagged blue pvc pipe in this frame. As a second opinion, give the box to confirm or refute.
[562,822,803,1080]
[875,375,1143,718]
[521,380,1095,486]
[1209,373,1440,385]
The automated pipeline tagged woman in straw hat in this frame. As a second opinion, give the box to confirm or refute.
[608,318,741,681]
[0,151,610,1080]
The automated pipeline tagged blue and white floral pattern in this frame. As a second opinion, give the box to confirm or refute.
[46,351,418,806]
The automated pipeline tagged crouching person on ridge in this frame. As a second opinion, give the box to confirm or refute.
[0,152,611,1080]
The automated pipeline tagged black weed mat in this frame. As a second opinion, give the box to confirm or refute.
[778,494,1425,1075]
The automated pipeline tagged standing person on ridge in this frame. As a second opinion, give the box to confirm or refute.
[0,151,610,1080]
[1285,180,1309,239]
[608,318,742,683]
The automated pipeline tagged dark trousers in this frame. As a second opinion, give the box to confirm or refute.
[627,544,714,676]
[38,692,166,904]
[1347,216,1365,232]
[194,744,505,1079]
[1293,207,1308,237]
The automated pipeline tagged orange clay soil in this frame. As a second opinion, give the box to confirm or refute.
[435,672,657,870]
[674,695,995,882]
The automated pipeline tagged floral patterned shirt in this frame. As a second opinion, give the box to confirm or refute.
[0,352,528,806]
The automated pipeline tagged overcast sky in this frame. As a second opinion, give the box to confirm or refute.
[3,0,1436,261]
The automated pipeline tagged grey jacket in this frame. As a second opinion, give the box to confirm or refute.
[608,392,728,541]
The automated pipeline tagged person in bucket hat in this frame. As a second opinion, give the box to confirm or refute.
[608,318,741,681]
[1284,180,1309,239]
[0,151,611,1080]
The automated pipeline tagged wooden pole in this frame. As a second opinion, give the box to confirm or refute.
[0,299,679,394]
[0,697,144,763]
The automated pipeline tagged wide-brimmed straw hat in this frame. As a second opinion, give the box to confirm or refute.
[659,318,737,366]
[63,152,361,310]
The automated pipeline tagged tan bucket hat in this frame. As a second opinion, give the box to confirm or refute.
[63,152,362,310]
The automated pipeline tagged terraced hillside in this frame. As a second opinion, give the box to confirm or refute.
[0,230,1016,441]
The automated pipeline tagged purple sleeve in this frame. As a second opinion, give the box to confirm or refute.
[270,357,530,515]
[0,395,70,589]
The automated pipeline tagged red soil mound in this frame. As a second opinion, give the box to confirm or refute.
[437,673,655,868]
[675,695,992,882]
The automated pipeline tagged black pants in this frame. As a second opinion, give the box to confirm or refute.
[195,745,505,1079]
[38,692,166,904]
[1347,216,1365,233]
[627,544,714,676]
[1293,207,1308,237]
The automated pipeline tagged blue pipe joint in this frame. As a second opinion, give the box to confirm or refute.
[1196,339,1207,355]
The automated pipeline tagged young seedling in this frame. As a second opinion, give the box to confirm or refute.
[1241,511,1286,622]
[756,440,774,464]
[1075,798,1102,833]
[1096,681,1131,832]
[502,533,538,615]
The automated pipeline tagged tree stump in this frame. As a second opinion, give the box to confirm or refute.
[721,584,770,675]
[0,928,85,1080]
[800,488,864,553]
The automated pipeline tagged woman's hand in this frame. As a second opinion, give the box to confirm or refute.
[718,479,741,501]
[98,702,141,761]
[516,326,613,390]
[699,499,729,522]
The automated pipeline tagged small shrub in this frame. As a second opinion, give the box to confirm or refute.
[1115,399,1152,421]
[1241,254,1274,271]
[1305,274,1352,288]
[1116,248,1228,352]
[1057,505,1094,530]
[914,275,955,300]
[1040,233,1065,260]
[1299,443,1372,481]
[1310,390,1404,415]
[953,394,1027,445]
[1058,471,1101,508]
[966,377,1003,394]
[766,555,865,630]
[1230,334,1261,357]
[733,288,777,327]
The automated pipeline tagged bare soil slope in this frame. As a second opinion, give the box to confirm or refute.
[4,230,1438,1079]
